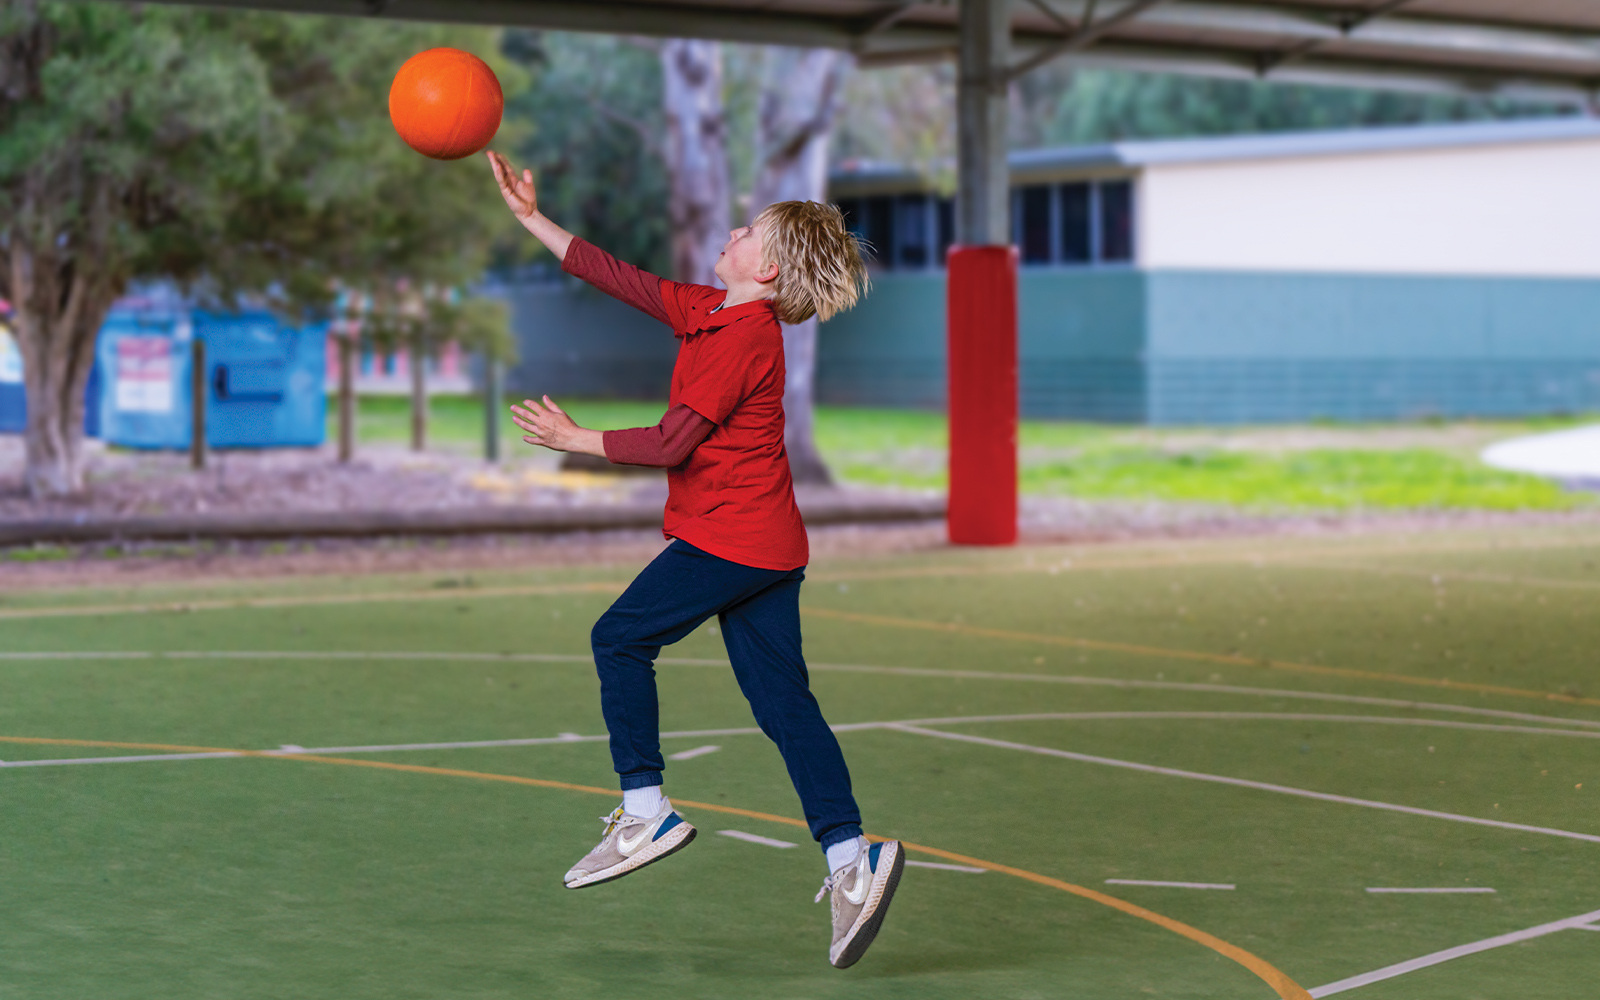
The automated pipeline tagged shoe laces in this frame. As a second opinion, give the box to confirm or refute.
[814,872,840,904]
[599,806,628,836]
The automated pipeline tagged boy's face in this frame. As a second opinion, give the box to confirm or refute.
[714,221,777,288]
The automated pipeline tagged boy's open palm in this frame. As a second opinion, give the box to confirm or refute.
[488,150,537,220]
[510,396,580,452]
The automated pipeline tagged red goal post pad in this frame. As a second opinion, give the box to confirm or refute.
[946,244,1018,546]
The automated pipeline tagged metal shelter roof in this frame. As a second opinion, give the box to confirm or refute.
[132,1,1600,105]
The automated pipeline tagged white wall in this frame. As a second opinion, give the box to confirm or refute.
[1139,137,1600,276]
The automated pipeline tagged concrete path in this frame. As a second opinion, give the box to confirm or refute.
[1481,424,1600,484]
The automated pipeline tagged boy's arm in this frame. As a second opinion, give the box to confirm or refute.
[561,239,671,325]
[489,150,671,324]
[489,151,574,262]
[603,404,714,468]
[509,398,713,467]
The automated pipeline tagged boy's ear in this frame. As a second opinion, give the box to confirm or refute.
[755,261,780,284]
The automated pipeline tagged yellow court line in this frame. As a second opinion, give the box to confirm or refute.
[803,606,1600,710]
[0,734,1308,1000]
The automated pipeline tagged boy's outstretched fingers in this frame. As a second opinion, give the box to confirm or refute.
[488,150,537,219]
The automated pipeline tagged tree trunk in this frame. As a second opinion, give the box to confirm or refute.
[751,48,851,486]
[661,39,731,286]
[8,240,119,499]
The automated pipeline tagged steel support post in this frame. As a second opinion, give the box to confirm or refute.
[948,0,1017,545]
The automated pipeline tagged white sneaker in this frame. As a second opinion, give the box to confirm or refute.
[815,839,904,968]
[562,797,696,889]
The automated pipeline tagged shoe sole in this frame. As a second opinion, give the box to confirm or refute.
[831,841,905,969]
[563,823,697,889]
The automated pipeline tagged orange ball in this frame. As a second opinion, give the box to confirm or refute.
[388,48,503,160]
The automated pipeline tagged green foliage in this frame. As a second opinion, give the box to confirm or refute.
[495,30,671,277]
[1011,66,1568,147]
[0,4,526,310]
[0,2,284,294]
[199,12,529,312]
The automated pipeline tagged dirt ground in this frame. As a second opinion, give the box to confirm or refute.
[2,436,1597,593]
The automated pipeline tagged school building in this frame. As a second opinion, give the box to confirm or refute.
[504,116,1600,424]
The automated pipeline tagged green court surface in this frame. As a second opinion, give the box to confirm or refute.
[2,525,1598,999]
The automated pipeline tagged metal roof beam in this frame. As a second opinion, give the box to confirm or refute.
[1093,2,1600,70]
[1254,0,1420,74]
[1006,0,1169,82]
[1051,39,1599,106]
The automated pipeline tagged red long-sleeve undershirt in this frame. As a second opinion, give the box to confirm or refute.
[560,239,715,468]
[602,403,714,468]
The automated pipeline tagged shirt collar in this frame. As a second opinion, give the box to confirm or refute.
[685,297,775,336]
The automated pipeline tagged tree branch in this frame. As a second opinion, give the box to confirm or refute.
[583,92,662,160]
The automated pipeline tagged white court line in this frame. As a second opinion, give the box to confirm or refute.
[718,830,797,849]
[1308,906,1600,997]
[1105,879,1235,890]
[6,649,1600,733]
[0,751,244,768]
[1366,887,1496,894]
[667,745,721,761]
[907,860,986,873]
[11,711,1600,770]
[1575,924,1600,931]
[889,724,1600,845]
[888,711,1600,741]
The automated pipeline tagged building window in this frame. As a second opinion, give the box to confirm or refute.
[1099,179,1134,262]
[1017,185,1053,264]
[896,194,931,268]
[936,198,955,262]
[831,177,1128,271]
[1059,182,1092,264]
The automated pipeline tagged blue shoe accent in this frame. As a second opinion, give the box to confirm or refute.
[867,841,883,872]
[653,813,683,841]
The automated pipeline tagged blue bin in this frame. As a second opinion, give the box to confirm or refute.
[0,317,103,438]
[98,303,326,449]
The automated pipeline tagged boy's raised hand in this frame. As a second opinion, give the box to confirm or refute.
[488,150,538,221]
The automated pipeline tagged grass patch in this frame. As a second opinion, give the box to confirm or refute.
[1021,447,1587,511]
[341,396,1597,512]
[2,544,75,563]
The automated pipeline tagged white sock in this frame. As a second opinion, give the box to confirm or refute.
[825,836,868,874]
[622,785,665,818]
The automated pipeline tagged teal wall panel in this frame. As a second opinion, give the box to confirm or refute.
[1144,270,1600,422]
[1149,359,1600,424]
[818,268,1148,418]
[817,271,947,409]
[502,280,677,400]
[504,267,1600,424]
[1146,271,1502,358]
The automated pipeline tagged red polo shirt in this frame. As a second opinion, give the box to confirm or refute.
[563,238,808,571]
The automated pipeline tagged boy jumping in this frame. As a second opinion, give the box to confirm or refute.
[488,150,903,968]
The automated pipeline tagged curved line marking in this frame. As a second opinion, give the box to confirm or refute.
[1,734,1309,1000]
[804,606,1600,709]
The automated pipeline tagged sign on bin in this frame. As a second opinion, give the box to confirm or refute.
[113,336,174,414]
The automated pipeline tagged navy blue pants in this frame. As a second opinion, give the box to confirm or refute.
[591,539,863,851]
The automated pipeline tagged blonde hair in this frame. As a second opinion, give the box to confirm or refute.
[754,201,870,325]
